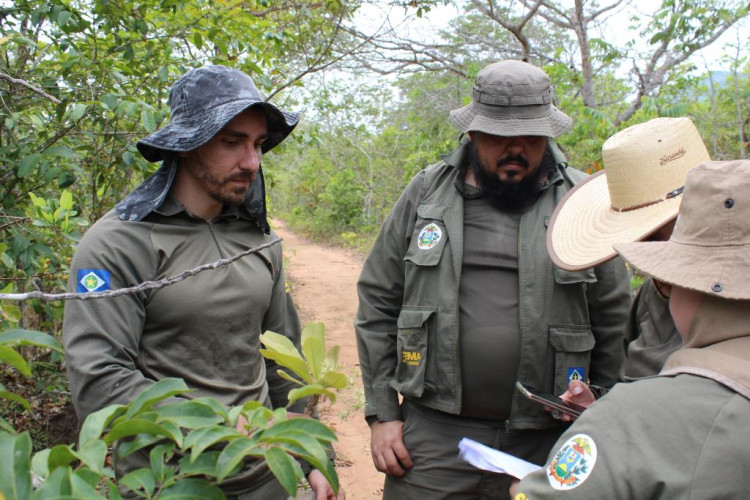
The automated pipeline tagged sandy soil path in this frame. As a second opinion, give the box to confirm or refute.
[273,219,384,499]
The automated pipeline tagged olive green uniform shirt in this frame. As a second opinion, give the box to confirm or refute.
[459,187,522,419]
[64,187,299,494]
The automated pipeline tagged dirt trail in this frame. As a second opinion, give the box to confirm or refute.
[273,219,383,499]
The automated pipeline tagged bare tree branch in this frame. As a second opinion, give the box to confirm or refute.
[0,239,281,302]
[0,71,61,104]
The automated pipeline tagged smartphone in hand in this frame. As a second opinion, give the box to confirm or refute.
[515,381,587,418]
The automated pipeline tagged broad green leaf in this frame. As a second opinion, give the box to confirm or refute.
[276,369,305,386]
[261,418,336,444]
[177,450,221,477]
[149,443,175,483]
[184,426,242,462]
[319,371,348,390]
[267,431,339,493]
[100,94,119,109]
[0,346,30,376]
[0,416,15,433]
[105,418,181,446]
[215,437,261,482]
[70,471,107,499]
[123,378,190,419]
[154,400,224,429]
[0,329,63,353]
[159,478,225,500]
[18,154,40,178]
[0,431,32,500]
[68,103,88,122]
[0,305,22,323]
[259,331,303,357]
[140,109,156,133]
[116,433,163,459]
[56,10,72,27]
[35,465,72,497]
[45,145,76,159]
[287,385,337,406]
[31,448,51,479]
[73,439,108,474]
[119,468,155,497]
[0,390,30,410]
[59,190,73,211]
[190,397,230,420]
[47,444,78,469]
[302,324,325,379]
[259,350,312,384]
[325,345,340,371]
[263,447,300,497]
[78,404,126,448]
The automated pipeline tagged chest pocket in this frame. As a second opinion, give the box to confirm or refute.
[553,266,597,285]
[404,204,448,267]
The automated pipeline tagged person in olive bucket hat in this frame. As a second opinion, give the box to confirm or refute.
[355,59,630,499]
[514,160,750,499]
[63,65,344,500]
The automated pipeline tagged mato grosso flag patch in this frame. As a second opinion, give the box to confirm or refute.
[77,269,111,293]
[547,433,597,490]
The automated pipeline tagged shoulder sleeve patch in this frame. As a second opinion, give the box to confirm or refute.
[547,433,598,490]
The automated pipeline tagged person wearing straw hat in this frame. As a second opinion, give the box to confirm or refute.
[545,117,711,413]
[513,159,750,499]
[63,65,343,499]
[355,60,630,499]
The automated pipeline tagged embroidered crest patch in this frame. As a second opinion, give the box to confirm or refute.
[547,433,597,490]
[417,223,442,250]
[77,269,111,293]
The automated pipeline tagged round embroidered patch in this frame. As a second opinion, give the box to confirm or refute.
[547,433,597,490]
[417,223,442,250]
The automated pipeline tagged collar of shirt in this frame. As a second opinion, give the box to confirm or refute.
[114,156,270,233]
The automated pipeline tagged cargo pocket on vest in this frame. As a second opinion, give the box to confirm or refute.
[392,308,435,398]
[553,266,597,285]
[549,325,595,396]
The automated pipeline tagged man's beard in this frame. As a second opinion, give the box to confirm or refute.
[469,144,556,212]
[185,156,254,207]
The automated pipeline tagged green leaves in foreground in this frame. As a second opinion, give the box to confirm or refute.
[260,322,348,408]
[1,377,340,499]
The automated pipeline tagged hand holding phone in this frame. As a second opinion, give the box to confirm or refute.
[515,381,587,419]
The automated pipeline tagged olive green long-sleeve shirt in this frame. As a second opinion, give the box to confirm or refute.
[64,189,300,494]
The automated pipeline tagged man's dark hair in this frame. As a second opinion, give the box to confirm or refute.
[469,143,557,213]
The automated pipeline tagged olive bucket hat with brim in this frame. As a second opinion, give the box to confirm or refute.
[136,65,300,162]
[448,59,572,138]
[547,117,711,271]
[615,160,750,301]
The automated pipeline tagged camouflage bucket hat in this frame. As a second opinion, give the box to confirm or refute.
[136,65,300,162]
[449,60,572,138]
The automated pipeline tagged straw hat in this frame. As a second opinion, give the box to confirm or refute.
[615,160,750,300]
[448,60,572,138]
[547,117,710,271]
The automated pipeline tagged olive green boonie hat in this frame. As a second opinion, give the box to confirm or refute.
[616,160,750,300]
[136,65,300,162]
[449,60,572,138]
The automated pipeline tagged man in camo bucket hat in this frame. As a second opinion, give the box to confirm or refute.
[63,66,344,499]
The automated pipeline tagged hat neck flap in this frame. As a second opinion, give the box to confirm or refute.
[116,156,270,233]
[661,295,750,398]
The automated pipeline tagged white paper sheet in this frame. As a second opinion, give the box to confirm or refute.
[458,437,542,479]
